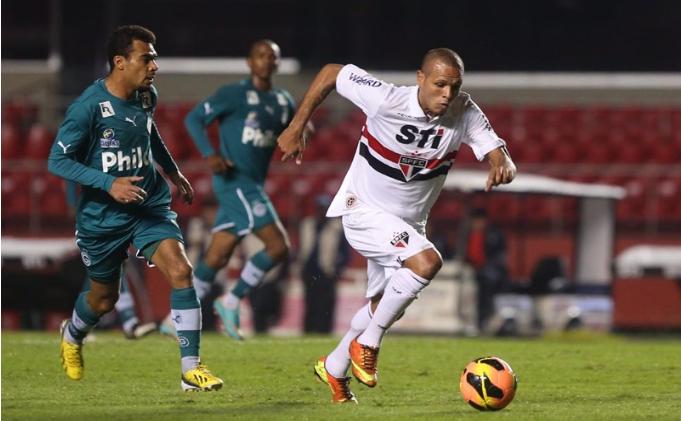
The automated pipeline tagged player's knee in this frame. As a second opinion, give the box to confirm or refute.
[93,292,119,314]
[408,249,442,280]
[168,262,193,286]
[266,241,289,263]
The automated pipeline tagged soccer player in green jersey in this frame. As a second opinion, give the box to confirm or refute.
[48,25,223,391]
[171,40,311,340]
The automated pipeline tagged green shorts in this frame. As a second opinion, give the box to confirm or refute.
[76,209,183,283]
[213,182,280,237]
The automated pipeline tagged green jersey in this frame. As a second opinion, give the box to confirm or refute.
[184,79,295,187]
[48,79,179,235]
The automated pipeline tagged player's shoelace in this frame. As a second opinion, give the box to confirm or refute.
[359,344,378,372]
[338,377,354,400]
[63,344,82,366]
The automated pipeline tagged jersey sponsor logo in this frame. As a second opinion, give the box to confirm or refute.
[100,128,120,148]
[242,112,275,147]
[125,116,137,126]
[246,90,260,105]
[101,146,151,172]
[395,125,444,149]
[348,72,382,87]
[99,101,115,118]
[390,231,410,248]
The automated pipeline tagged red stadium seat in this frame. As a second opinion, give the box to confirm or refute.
[1,124,22,159]
[25,124,54,160]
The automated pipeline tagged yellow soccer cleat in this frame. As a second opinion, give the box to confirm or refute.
[181,363,224,392]
[314,357,358,404]
[59,320,84,381]
[349,338,379,388]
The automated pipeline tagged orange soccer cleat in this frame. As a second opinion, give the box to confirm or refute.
[314,357,358,404]
[349,338,379,387]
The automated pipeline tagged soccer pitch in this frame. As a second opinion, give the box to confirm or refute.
[2,332,680,420]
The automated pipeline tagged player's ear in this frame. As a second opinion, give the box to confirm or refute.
[416,69,425,86]
[113,55,126,71]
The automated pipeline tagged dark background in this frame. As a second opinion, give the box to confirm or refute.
[3,0,680,71]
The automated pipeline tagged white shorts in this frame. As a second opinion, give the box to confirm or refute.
[341,205,438,298]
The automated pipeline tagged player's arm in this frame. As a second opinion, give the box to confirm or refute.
[484,146,516,192]
[150,122,194,204]
[48,105,146,204]
[184,90,235,174]
[278,64,343,164]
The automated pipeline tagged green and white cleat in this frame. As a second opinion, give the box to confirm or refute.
[213,300,243,341]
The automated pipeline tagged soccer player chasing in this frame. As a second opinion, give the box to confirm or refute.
[161,40,310,340]
[278,49,516,403]
[48,25,223,391]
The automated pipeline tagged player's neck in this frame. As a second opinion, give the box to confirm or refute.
[104,75,137,100]
[251,75,272,91]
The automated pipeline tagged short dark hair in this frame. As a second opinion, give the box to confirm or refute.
[421,48,464,74]
[106,25,156,71]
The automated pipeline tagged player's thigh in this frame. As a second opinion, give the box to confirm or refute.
[203,230,240,267]
[76,231,129,285]
[253,220,290,259]
[214,183,281,238]
[148,238,193,287]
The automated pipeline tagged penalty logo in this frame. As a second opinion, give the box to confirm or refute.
[390,231,410,248]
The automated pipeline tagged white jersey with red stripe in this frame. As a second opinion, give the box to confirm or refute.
[326,64,505,226]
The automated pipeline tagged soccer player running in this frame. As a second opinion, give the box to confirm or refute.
[48,25,223,391]
[166,39,309,341]
[278,49,516,403]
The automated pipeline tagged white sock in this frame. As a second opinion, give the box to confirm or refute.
[325,303,373,378]
[358,268,430,348]
[223,292,241,310]
[192,276,212,301]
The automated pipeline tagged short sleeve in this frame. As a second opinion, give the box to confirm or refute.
[336,64,392,118]
[462,100,506,161]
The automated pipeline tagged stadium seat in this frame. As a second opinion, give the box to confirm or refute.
[25,124,54,160]
[1,124,22,160]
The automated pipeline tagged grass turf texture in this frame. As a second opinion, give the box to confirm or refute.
[3,332,681,420]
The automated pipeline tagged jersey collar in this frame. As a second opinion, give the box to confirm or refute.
[409,86,442,123]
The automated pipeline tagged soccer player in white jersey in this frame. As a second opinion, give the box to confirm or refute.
[278,48,516,404]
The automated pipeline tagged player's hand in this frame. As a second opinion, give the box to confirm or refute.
[278,125,306,165]
[109,176,147,204]
[485,161,516,192]
[168,171,194,204]
[206,154,234,174]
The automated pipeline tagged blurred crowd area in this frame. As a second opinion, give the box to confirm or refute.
[2,98,681,282]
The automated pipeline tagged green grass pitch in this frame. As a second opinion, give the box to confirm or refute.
[3,331,681,420]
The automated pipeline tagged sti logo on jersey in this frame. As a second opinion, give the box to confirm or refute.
[396,125,445,149]
[101,147,151,172]
[391,231,410,248]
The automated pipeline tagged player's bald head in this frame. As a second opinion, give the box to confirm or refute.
[249,39,280,58]
[420,48,464,75]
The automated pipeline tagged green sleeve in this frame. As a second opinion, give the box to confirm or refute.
[184,85,240,157]
[150,121,179,174]
[47,101,116,192]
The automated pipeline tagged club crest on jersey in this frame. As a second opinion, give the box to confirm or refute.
[391,231,410,248]
[99,101,115,118]
[99,128,119,148]
[398,155,427,179]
